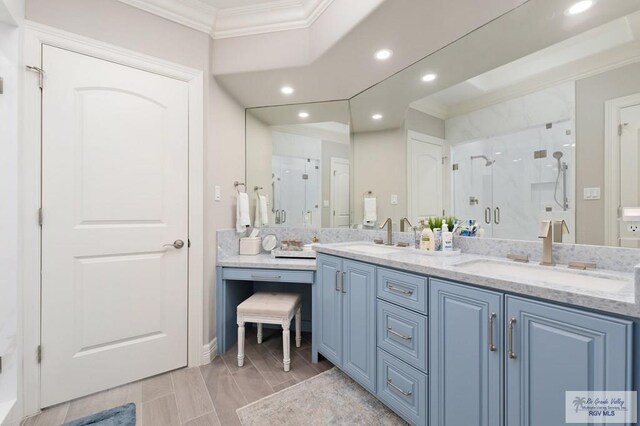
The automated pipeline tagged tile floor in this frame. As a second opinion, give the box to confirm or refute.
[22,329,332,426]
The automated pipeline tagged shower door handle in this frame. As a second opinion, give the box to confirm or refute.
[281,210,287,224]
[484,207,491,224]
[494,207,500,224]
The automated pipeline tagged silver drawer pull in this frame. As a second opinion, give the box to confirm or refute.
[508,317,517,359]
[488,312,496,352]
[387,284,413,295]
[387,327,412,340]
[387,378,412,396]
[251,274,282,280]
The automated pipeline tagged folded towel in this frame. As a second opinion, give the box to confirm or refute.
[254,195,269,227]
[363,197,377,224]
[236,192,251,233]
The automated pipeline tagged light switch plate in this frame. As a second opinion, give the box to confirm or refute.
[214,185,221,201]
[323,200,329,207]
[391,194,398,205]
[583,187,601,200]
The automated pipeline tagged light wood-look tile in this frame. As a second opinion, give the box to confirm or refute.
[182,412,221,426]
[200,358,246,426]
[228,363,273,404]
[21,403,69,426]
[141,372,174,403]
[243,342,292,387]
[171,368,214,423]
[141,394,180,426]
[271,378,298,393]
[65,387,131,423]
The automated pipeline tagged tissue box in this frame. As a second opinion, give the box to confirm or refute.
[240,237,262,255]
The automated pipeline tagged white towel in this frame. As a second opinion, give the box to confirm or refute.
[363,197,377,224]
[236,192,251,233]
[254,195,269,227]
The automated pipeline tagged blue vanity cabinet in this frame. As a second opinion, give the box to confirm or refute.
[429,279,503,426]
[505,296,633,426]
[316,254,377,392]
[316,254,343,366]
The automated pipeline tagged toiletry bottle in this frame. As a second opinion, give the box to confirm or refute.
[434,228,442,251]
[442,226,453,251]
[420,227,434,251]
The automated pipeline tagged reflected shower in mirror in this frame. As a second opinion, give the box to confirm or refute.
[246,101,351,228]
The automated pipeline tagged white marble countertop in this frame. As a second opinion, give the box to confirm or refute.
[217,254,316,270]
[315,242,640,318]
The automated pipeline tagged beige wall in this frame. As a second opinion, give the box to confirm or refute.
[576,61,640,245]
[353,128,406,224]
[405,108,445,139]
[26,0,246,345]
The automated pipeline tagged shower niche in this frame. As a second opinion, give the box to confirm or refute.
[452,119,575,242]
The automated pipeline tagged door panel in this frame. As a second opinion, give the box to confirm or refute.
[331,158,350,228]
[41,46,189,406]
[430,279,503,426]
[506,296,633,426]
[316,255,342,366]
[342,260,376,392]
[408,134,443,223]
[619,104,640,247]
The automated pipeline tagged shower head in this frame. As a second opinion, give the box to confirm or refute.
[553,151,564,160]
[470,155,495,167]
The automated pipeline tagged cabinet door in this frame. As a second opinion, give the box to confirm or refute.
[430,279,503,426]
[506,296,633,426]
[316,254,342,366]
[342,259,377,392]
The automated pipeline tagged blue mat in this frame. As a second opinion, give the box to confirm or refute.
[62,403,136,426]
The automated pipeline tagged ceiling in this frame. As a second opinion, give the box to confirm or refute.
[348,0,640,133]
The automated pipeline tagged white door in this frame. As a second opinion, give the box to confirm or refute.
[41,46,189,406]
[619,103,640,248]
[408,132,443,224]
[331,158,350,227]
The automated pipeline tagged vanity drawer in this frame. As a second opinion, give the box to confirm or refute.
[377,349,428,426]
[377,300,427,372]
[221,268,314,284]
[377,267,427,314]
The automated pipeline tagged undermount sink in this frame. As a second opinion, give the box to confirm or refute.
[343,244,404,255]
[452,259,629,292]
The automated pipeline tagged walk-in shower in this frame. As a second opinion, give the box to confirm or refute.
[553,151,569,211]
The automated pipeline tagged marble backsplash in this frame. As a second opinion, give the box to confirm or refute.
[217,228,640,273]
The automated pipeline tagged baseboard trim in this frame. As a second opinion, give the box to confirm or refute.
[202,338,218,365]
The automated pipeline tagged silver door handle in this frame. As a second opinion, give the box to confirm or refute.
[387,378,412,396]
[494,207,500,224]
[387,327,412,340]
[387,283,414,295]
[508,317,517,359]
[281,210,287,223]
[341,272,346,293]
[163,240,185,249]
[488,312,496,352]
[335,270,340,292]
[485,207,491,224]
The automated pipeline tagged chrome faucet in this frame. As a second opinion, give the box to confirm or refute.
[400,217,413,232]
[380,218,393,246]
[538,220,569,266]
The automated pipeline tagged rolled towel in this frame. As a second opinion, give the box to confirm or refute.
[236,192,251,233]
[259,195,269,226]
[363,197,377,224]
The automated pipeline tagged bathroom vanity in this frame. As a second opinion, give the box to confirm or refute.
[312,243,638,426]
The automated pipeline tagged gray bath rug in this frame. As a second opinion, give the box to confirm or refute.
[236,368,407,425]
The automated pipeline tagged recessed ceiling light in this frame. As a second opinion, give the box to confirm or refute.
[298,111,309,118]
[421,73,437,82]
[374,49,393,61]
[372,113,383,120]
[566,0,593,15]
[280,86,294,95]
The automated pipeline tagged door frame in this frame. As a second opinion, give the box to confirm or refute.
[604,92,640,246]
[330,157,350,227]
[20,21,204,416]
[406,130,446,224]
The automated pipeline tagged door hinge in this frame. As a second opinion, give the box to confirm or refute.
[37,345,42,363]
[188,239,191,248]
[38,208,43,226]
[0,356,2,374]
[26,65,45,89]
[619,124,623,136]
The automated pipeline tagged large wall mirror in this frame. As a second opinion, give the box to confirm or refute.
[246,0,640,248]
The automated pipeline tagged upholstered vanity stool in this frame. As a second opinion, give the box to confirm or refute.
[237,292,302,372]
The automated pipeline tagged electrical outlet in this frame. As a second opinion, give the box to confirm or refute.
[628,224,639,233]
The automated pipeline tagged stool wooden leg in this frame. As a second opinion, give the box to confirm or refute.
[282,322,291,372]
[257,323,263,344]
[237,320,245,367]
[295,308,302,348]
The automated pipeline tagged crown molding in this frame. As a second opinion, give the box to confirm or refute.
[117,0,334,39]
